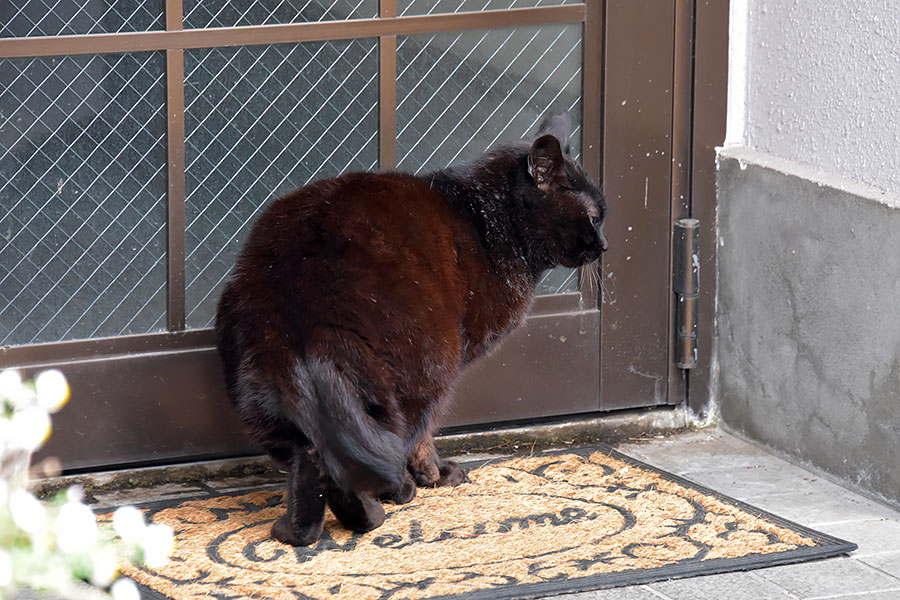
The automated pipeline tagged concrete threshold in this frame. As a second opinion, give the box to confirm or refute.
[30,406,689,501]
[433,405,689,455]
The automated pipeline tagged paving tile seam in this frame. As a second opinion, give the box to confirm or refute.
[810,519,900,527]
[854,557,900,584]
[747,569,803,599]
[750,556,900,597]
[807,587,900,600]
[641,585,677,600]
[858,550,900,559]
[742,490,854,501]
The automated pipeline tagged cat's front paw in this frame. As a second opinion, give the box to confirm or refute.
[411,458,468,487]
[380,476,417,504]
[336,498,386,533]
[411,462,440,487]
[272,514,323,547]
[436,459,467,487]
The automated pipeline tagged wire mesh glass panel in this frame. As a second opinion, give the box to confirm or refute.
[0,53,168,346]
[0,0,163,37]
[184,40,379,329]
[184,0,377,28]
[397,24,583,295]
[535,266,582,295]
[397,25,583,172]
[401,0,580,16]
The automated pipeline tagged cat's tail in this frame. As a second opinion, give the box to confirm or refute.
[286,358,407,494]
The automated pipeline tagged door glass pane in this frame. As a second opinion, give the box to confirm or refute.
[0,52,168,346]
[184,0,376,28]
[0,0,164,37]
[397,24,583,295]
[184,40,380,329]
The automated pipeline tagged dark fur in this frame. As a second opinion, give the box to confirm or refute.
[215,114,608,546]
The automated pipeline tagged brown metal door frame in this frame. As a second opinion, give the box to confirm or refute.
[0,7,588,58]
[600,0,678,411]
[599,0,727,416]
[0,0,729,469]
[1,1,607,471]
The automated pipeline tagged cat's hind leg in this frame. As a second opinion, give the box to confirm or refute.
[408,436,467,487]
[271,445,327,546]
[326,483,386,533]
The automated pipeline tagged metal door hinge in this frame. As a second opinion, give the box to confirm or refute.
[674,219,699,369]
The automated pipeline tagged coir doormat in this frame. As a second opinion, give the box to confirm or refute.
[115,447,856,600]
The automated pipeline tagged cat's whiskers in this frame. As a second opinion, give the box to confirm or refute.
[583,262,612,305]
[598,272,614,305]
[585,261,597,289]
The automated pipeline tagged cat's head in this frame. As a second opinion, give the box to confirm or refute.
[519,113,608,270]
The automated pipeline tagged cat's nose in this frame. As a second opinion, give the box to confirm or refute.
[588,215,608,252]
[597,226,609,252]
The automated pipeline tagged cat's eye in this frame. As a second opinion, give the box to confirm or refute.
[590,216,601,227]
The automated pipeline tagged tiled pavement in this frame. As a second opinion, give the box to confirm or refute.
[79,429,900,599]
[553,430,900,600]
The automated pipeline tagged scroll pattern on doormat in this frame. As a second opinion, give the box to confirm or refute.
[111,448,856,600]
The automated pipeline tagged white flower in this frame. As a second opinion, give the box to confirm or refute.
[0,479,7,508]
[112,506,146,544]
[0,417,11,448]
[56,500,99,554]
[9,490,46,536]
[66,485,85,503]
[111,578,140,600]
[10,405,51,451]
[90,548,118,588]
[35,369,69,413]
[141,523,175,569]
[0,548,12,587]
[0,369,34,409]
[0,369,22,398]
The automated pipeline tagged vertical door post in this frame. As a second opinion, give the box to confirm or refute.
[600,0,677,410]
[379,0,398,170]
[166,0,186,332]
[580,0,604,311]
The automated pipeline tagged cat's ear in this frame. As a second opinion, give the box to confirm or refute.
[528,134,564,192]
[536,113,572,155]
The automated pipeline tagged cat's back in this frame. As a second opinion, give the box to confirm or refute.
[244,171,460,279]
[225,170,469,344]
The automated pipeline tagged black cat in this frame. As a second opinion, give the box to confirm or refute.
[215,113,608,546]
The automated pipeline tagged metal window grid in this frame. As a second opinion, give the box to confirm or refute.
[0,0,600,350]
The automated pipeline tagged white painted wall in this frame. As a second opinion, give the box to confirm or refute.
[727,0,900,193]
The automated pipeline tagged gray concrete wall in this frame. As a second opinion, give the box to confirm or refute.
[716,147,900,507]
